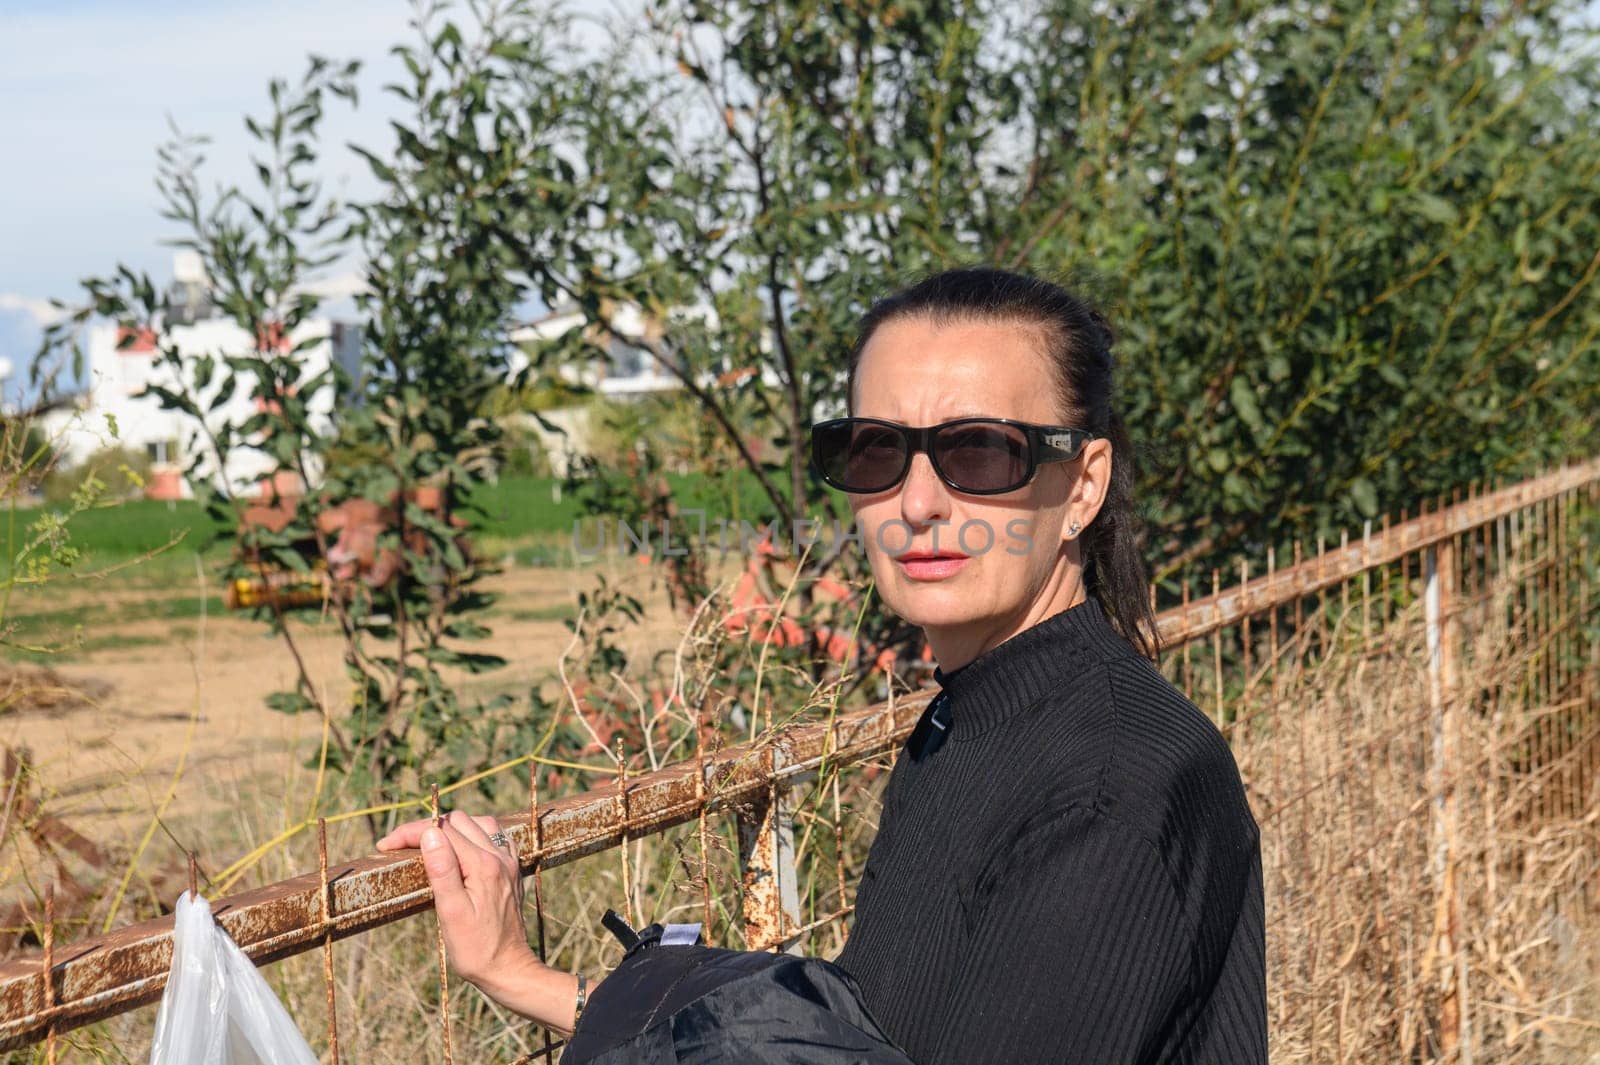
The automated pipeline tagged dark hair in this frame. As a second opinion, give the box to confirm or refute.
[846,265,1161,661]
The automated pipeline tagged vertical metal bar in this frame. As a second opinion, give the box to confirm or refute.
[1548,492,1563,816]
[1502,504,1515,736]
[1240,559,1252,699]
[1538,495,1553,822]
[1512,504,1535,825]
[1465,484,1478,599]
[42,884,55,1065]
[1540,495,1553,825]
[1361,520,1373,654]
[1581,482,1591,813]
[1427,543,1452,777]
[1339,530,1349,655]
[1380,515,1392,631]
[615,736,636,929]
[695,704,715,939]
[1512,501,1532,821]
[1553,489,1569,817]
[1181,580,1194,699]
[1211,568,1223,725]
[1555,486,1568,710]
[1542,493,1552,695]
[1475,484,1490,608]
[1400,507,1411,608]
[318,818,341,1065]
[1485,493,1502,905]
[1591,479,1600,815]
[1561,486,1571,695]
[1563,487,1575,695]
[830,715,849,945]
[1542,492,1555,818]
[1542,486,1555,812]
[1426,539,1468,1061]
[1569,484,1585,818]
[1267,546,1279,693]
[1585,482,1599,815]
[527,764,555,1064]
[1292,541,1304,668]
[1315,533,1328,660]
[1532,495,1544,729]
[1503,506,1514,587]
[430,783,454,1065]
[738,745,801,954]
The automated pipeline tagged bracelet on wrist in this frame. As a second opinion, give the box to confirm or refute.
[573,972,588,1029]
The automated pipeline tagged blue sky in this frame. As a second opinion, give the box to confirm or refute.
[1,0,1597,400]
[0,0,427,396]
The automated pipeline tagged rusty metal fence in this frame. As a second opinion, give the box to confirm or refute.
[4,454,1597,1061]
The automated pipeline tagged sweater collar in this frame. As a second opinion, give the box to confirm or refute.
[929,595,1131,738]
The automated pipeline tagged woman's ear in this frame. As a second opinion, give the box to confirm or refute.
[1065,439,1113,538]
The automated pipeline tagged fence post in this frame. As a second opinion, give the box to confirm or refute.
[738,745,803,955]
[1425,540,1470,1063]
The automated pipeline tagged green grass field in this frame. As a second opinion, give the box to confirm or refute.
[470,470,777,539]
[1,476,588,586]
[7,470,779,569]
[1,471,773,655]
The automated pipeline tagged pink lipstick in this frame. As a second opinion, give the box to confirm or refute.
[894,548,970,581]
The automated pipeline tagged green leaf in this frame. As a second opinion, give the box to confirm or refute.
[265,690,315,715]
[1349,477,1378,518]
[1410,191,1458,226]
[1229,375,1264,433]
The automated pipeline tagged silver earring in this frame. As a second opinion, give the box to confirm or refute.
[1067,520,1082,539]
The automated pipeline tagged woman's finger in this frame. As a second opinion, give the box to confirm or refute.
[449,809,505,859]
[446,813,522,898]
[376,817,437,851]
[418,827,472,924]
[377,813,498,852]
[419,820,536,991]
[440,818,510,889]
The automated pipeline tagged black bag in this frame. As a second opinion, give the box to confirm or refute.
[562,911,916,1064]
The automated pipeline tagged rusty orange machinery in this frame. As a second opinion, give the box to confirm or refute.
[224,565,330,610]
[223,484,464,611]
[223,488,328,611]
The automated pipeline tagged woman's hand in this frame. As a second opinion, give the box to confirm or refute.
[377,810,581,1032]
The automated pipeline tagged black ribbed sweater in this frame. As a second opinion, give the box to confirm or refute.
[833,596,1266,1064]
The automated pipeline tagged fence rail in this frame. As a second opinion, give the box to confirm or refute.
[4,453,1598,1057]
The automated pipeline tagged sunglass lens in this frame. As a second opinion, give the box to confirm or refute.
[815,421,907,492]
[935,422,1029,491]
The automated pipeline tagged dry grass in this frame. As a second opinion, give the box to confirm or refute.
[9,558,1598,1064]
[1231,574,1599,1063]
[0,667,110,719]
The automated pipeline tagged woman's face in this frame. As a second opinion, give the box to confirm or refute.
[847,315,1110,668]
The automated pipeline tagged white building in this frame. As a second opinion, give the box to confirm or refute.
[40,254,361,500]
[509,301,684,396]
[508,297,786,475]
[37,259,787,491]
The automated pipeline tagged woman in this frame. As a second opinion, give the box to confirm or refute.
[377,267,1267,1063]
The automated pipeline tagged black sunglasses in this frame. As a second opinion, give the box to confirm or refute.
[810,417,1095,496]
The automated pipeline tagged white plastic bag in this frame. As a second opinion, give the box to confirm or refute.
[149,891,320,1065]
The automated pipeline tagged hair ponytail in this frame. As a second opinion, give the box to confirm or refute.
[1081,408,1160,659]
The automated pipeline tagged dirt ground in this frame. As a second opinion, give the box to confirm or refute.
[1,555,724,880]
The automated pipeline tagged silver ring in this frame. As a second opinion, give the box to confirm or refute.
[488,831,511,849]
